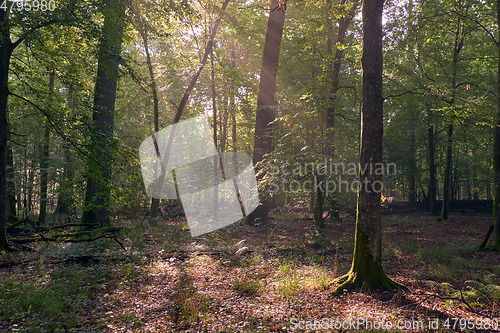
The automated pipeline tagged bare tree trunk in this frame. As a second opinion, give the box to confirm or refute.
[246,0,286,224]
[55,84,76,216]
[221,96,229,153]
[172,0,230,125]
[82,0,126,228]
[325,0,359,157]
[494,0,500,252]
[6,146,16,219]
[335,0,406,292]
[441,10,464,221]
[39,70,55,225]
[408,117,416,204]
[55,142,74,215]
[133,6,162,218]
[427,105,437,214]
[230,49,237,152]
[211,47,218,150]
[441,123,453,220]
[0,9,13,250]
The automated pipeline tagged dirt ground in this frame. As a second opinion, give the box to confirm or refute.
[1,207,499,332]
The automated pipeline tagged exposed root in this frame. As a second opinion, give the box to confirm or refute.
[332,270,408,294]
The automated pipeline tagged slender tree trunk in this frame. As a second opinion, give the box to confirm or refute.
[0,10,13,250]
[494,0,500,252]
[325,0,359,157]
[246,0,286,224]
[441,10,464,221]
[82,0,126,228]
[441,123,453,220]
[230,50,238,152]
[335,0,405,293]
[134,8,161,218]
[172,0,230,125]
[211,47,218,150]
[221,97,229,153]
[6,146,16,219]
[39,70,55,224]
[55,84,76,215]
[408,117,416,204]
[427,107,437,214]
[55,142,74,215]
[487,180,492,201]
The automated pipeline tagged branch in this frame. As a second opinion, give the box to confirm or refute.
[409,292,494,319]
[384,88,424,100]
[450,9,498,46]
[12,18,60,49]
[7,138,26,147]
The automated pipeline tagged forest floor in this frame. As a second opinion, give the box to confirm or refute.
[0,206,499,332]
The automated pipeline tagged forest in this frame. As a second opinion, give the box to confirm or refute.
[0,0,499,331]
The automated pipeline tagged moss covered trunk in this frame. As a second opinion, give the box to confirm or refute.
[334,0,405,293]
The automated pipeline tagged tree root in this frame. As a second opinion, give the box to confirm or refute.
[332,270,408,294]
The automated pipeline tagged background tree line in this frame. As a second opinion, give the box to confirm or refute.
[1,0,499,260]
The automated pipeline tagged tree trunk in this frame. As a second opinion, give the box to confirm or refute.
[441,11,463,221]
[441,123,453,220]
[494,0,500,252]
[55,142,74,215]
[211,47,218,150]
[135,9,161,218]
[246,0,286,224]
[334,0,405,293]
[0,10,13,250]
[82,0,126,228]
[408,117,416,204]
[39,70,55,224]
[427,107,437,214]
[221,98,228,153]
[325,0,359,157]
[55,84,76,216]
[230,50,237,152]
[6,146,16,219]
[172,0,230,125]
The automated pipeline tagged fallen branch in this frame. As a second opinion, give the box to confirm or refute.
[408,292,494,319]
[10,226,125,250]
[479,224,494,250]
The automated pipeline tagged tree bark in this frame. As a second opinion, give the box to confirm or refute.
[82,0,126,228]
[441,10,463,221]
[246,0,286,224]
[494,0,500,252]
[39,70,55,224]
[441,123,453,220]
[0,10,14,250]
[325,0,359,157]
[172,0,230,125]
[427,106,437,214]
[334,0,405,293]
[230,49,237,152]
[55,84,76,215]
[134,8,161,218]
[6,145,16,219]
[408,117,416,204]
[211,47,218,150]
